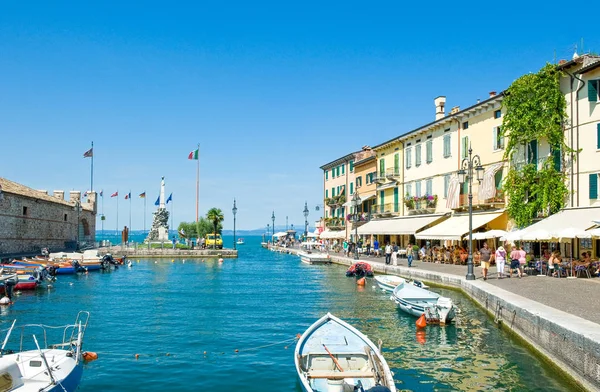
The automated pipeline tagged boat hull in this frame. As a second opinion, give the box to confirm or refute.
[374,275,405,292]
[391,283,455,324]
[298,252,331,265]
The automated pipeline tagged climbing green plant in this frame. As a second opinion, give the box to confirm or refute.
[501,63,571,228]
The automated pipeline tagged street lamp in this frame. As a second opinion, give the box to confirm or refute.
[266,224,270,244]
[271,211,275,246]
[458,145,485,280]
[303,201,309,240]
[74,200,82,251]
[232,199,238,250]
[351,192,362,260]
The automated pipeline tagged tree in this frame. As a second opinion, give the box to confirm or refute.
[206,208,225,249]
[178,217,221,241]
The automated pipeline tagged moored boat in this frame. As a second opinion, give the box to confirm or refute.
[345,262,374,277]
[374,275,429,292]
[295,313,396,392]
[390,282,455,324]
[236,238,245,245]
[298,251,331,265]
[0,311,90,392]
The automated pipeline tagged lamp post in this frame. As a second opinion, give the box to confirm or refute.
[457,145,485,280]
[266,224,270,244]
[232,199,238,250]
[303,202,309,241]
[271,211,275,243]
[74,200,82,251]
[351,192,362,260]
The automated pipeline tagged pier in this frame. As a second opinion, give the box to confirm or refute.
[98,245,238,258]
[275,245,600,391]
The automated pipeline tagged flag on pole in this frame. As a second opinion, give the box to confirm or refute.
[166,193,172,204]
[125,192,131,200]
[139,192,146,198]
[83,191,88,198]
[155,195,160,206]
[100,190,103,197]
[111,191,118,197]
[188,149,199,160]
[83,148,93,158]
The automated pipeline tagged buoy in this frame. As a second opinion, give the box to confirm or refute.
[416,314,427,329]
[296,334,301,339]
[357,277,366,286]
[83,351,98,362]
[171,259,174,262]
[218,258,224,263]
[135,354,140,359]
[235,349,239,353]
[416,330,426,345]
[203,351,207,355]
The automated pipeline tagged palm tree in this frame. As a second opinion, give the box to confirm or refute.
[206,208,224,249]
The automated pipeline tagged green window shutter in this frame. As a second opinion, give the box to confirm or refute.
[332,187,335,197]
[394,153,399,174]
[597,123,600,149]
[552,146,561,171]
[379,159,385,177]
[589,80,598,102]
[379,191,385,213]
[325,170,328,180]
[350,182,354,195]
[326,190,329,198]
[342,165,345,175]
[426,140,432,163]
[590,174,598,199]
[528,140,538,166]
[393,187,399,212]
[337,166,340,176]
[349,160,354,172]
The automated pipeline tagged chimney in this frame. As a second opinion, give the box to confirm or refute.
[489,91,497,98]
[69,191,81,203]
[434,96,446,120]
[38,190,48,195]
[54,190,65,200]
[450,106,460,114]
[558,59,567,65]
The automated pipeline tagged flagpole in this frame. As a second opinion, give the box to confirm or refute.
[91,141,94,192]
[171,196,174,236]
[196,143,199,222]
[144,195,147,235]
[101,191,104,238]
[116,191,119,234]
[129,191,132,232]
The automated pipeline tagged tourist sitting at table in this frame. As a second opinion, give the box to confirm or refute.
[419,245,427,260]
[548,251,562,277]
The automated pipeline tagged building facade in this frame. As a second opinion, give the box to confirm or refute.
[320,153,356,239]
[0,177,97,258]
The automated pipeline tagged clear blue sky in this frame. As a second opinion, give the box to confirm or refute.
[0,1,595,231]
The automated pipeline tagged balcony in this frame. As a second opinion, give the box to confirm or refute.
[370,203,401,218]
[325,195,346,207]
[374,171,387,184]
[453,189,505,212]
[385,168,401,182]
[404,195,438,215]
[325,217,346,229]
[346,212,371,228]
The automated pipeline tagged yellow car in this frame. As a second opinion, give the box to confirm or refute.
[205,234,223,249]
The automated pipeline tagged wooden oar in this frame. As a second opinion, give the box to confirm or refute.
[322,344,344,372]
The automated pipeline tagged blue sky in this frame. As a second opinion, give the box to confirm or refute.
[0,1,596,230]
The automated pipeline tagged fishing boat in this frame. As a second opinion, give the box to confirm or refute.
[236,238,245,245]
[298,251,331,265]
[390,282,455,324]
[345,262,374,277]
[374,275,429,292]
[0,311,91,392]
[295,313,396,392]
[14,259,79,275]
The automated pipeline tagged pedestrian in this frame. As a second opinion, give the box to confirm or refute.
[496,246,507,279]
[509,244,521,278]
[343,240,348,256]
[391,242,399,265]
[373,238,380,257]
[385,243,392,264]
[479,242,491,280]
[366,240,371,256]
[518,245,527,277]
[406,243,413,267]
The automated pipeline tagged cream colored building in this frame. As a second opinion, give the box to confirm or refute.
[320,152,356,240]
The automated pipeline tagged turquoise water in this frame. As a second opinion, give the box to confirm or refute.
[3,236,575,391]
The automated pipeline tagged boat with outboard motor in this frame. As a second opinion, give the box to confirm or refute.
[0,264,56,291]
[0,311,91,392]
[345,262,374,277]
[390,282,455,324]
[298,251,331,265]
[374,275,429,292]
[236,238,245,245]
[295,312,396,392]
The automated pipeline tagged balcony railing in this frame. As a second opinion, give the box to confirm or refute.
[346,212,371,227]
[374,171,387,184]
[404,196,438,215]
[385,168,401,182]
[325,217,346,229]
[370,203,400,217]
[453,189,505,211]
[325,195,346,207]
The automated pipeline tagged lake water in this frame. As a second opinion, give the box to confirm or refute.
[3,236,576,391]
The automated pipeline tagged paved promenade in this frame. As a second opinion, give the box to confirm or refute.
[329,250,600,325]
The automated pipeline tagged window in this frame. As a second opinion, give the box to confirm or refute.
[494,110,502,119]
[590,173,599,199]
[495,170,503,191]
[22,206,28,216]
[349,160,354,172]
[461,136,469,159]
[393,188,399,213]
[356,176,363,187]
[415,144,422,166]
[416,181,422,197]
[492,126,504,151]
[325,170,328,180]
[426,179,432,196]
[527,140,538,166]
[589,80,599,102]
[426,140,433,163]
[350,182,354,195]
[405,147,412,168]
[336,166,340,177]
[462,121,469,130]
[379,191,385,212]
[341,165,345,175]
[444,175,450,198]
[551,145,561,171]
[64,213,68,221]
[443,134,451,158]
[331,187,335,197]
[394,153,399,175]
[326,190,329,198]
[597,123,600,149]
[405,183,412,197]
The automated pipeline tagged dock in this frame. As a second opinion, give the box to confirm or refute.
[98,246,238,259]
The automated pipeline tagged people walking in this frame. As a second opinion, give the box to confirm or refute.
[365,240,371,256]
[509,244,521,278]
[406,243,413,267]
[518,245,527,277]
[384,243,392,264]
[343,240,348,256]
[496,246,507,279]
[373,238,380,257]
[391,242,398,265]
[479,242,491,280]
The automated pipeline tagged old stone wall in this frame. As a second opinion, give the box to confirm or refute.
[0,191,96,256]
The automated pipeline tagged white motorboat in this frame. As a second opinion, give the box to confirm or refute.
[299,251,331,265]
[0,311,91,391]
[374,275,429,293]
[236,238,245,245]
[391,282,455,324]
[295,313,396,392]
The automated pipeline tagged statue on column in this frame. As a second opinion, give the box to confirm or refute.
[145,177,170,242]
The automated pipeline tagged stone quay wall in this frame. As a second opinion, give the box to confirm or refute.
[279,247,600,392]
[0,184,96,257]
[98,246,238,259]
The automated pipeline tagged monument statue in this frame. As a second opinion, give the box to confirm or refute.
[145,177,170,242]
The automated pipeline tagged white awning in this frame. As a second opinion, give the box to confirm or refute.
[357,214,448,235]
[415,211,504,241]
[517,207,600,240]
[319,230,346,239]
[376,182,397,191]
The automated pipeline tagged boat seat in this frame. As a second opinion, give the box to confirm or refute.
[307,371,375,379]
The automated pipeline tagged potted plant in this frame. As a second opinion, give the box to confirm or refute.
[404,193,415,209]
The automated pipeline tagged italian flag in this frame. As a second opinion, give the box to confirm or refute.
[188,149,199,160]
